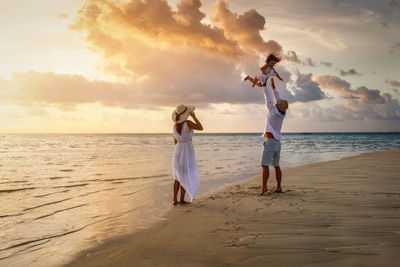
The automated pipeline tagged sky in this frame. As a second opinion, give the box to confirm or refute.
[0,0,399,133]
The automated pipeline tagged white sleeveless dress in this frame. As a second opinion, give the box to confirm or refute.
[172,122,200,202]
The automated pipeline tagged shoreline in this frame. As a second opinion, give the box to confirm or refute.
[66,149,400,266]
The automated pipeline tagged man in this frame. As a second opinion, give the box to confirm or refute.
[257,75,288,195]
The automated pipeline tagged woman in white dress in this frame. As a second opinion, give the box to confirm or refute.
[171,104,203,205]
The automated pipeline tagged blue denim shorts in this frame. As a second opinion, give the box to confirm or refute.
[261,138,281,166]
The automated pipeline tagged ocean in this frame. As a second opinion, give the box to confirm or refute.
[1,132,399,266]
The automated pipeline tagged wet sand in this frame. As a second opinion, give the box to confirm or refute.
[67,149,400,266]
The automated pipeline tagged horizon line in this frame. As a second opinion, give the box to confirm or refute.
[1,131,400,135]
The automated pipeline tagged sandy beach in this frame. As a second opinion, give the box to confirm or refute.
[67,149,400,266]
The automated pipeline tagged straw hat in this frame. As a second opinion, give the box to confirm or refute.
[277,99,288,113]
[172,104,195,123]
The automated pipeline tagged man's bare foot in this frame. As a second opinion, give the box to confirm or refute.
[260,187,268,196]
[273,187,282,193]
[173,200,179,205]
[244,75,250,81]
[179,200,190,205]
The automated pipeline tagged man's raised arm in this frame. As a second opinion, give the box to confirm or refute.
[262,77,274,112]
[271,77,280,102]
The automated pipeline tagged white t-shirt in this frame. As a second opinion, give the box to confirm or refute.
[262,76,286,141]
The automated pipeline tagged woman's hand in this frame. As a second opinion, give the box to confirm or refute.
[190,111,196,118]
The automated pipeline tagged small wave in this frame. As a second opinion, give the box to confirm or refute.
[33,204,87,221]
[0,203,146,254]
[103,174,167,182]
[0,226,87,253]
[74,178,100,183]
[0,187,36,194]
[121,187,147,196]
[23,198,71,211]
[0,213,24,218]
[34,190,69,198]
[0,180,28,184]
[78,188,116,197]
[48,176,67,180]
[52,183,88,189]
[59,169,75,172]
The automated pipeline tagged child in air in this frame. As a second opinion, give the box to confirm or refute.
[244,53,283,87]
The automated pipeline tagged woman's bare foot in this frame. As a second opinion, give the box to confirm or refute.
[173,200,179,205]
[273,187,282,193]
[260,187,268,196]
[179,200,190,205]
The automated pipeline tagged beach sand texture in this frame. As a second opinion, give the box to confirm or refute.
[67,149,400,266]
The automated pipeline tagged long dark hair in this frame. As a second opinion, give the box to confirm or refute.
[266,53,280,63]
[175,121,185,135]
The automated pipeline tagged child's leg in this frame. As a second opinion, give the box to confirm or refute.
[251,77,259,87]
[244,75,258,85]
[244,75,252,82]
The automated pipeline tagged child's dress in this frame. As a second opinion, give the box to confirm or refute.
[172,121,200,201]
[257,66,276,85]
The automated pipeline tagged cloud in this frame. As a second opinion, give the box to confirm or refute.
[284,72,327,103]
[283,51,315,66]
[304,58,316,67]
[385,79,400,87]
[63,0,291,108]
[320,61,332,67]
[211,0,282,55]
[340,68,362,76]
[284,50,301,63]
[70,0,243,59]
[389,0,400,10]
[390,43,400,53]
[1,68,330,111]
[313,74,387,104]
[70,0,283,61]
[57,13,69,19]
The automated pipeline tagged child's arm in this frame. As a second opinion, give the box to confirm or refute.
[260,63,268,73]
[273,67,283,81]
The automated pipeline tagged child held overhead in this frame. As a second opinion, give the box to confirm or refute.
[244,53,283,87]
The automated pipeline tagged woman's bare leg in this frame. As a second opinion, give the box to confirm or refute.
[179,185,189,204]
[173,180,180,205]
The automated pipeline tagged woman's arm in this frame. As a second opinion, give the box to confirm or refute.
[174,137,177,145]
[186,112,203,131]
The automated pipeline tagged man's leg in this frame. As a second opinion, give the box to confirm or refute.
[261,166,269,195]
[273,166,282,192]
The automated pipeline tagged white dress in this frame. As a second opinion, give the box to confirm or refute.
[258,66,276,85]
[172,122,200,201]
